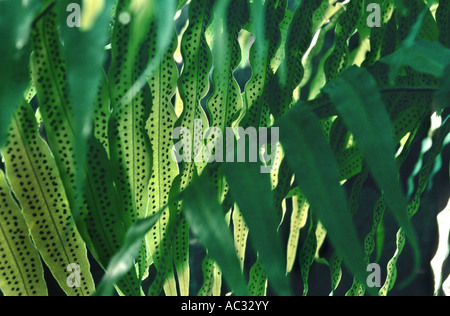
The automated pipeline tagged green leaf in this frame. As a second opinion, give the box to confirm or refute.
[232,205,249,271]
[125,0,177,66]
[324,0,364,81]
[92,74,111,152]
[94,212,162,297]
[436,0,450,48]
[278,103,370,294]
[382,40,450,81]
[381,117,450,295]
[176,0,213,172]
[0,0,40,149]
[286,193,309,274]
[241,0,286,129]
[2,101,95,296]
[145,27,180,295]
[123,0,178,106]
[165,0,214,296]
[269,0,323,118]
[363,0,396,66]
[31,5,141,296]
[109,0,180,292]
[247,257,268,296]
[56,1,116,248]
[0,170,48,296]
[107,0,155,282]
[301,2,344,100]
[207,0,248,132]
[181,172,248,297]
[359,126,419,294]
[58,0,114,184]
[223,161,291,295]
[343,165,370,296]
[108,0,153,230]
[197,255,216,296]
[202,0,250,293]
[323,66,420,280]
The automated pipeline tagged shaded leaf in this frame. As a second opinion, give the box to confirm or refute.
[181,172,248,296]
[382,40,450,81]
[323,66,420,277]
[0,0,40,149]
[222,161,291,296]
[278,103,370,294]
[94,212,162,296]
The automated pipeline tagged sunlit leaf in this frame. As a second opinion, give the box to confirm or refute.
[2,101,95,296]
[0,170,47,296]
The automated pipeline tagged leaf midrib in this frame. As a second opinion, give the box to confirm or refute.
[11,112,85,296]
[39,12,136,293]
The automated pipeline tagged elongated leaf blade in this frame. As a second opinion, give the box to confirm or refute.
[381,40,450,80]
[437,1,450,48]
[324,0,364,81]
[164,0,214,296]
[277,103,370,294]
[247,257,268,296]
[269,0,323,118]
[286,193,309,273]
[146,32,180,295]
[381,118,450,295]
[2,101,95,296]
[233,205,249,271]
[222,161,291,296]
[94,212,162,297]
[108,0,155,282]
[299,218,318,296]
[58,0,114,165]
[241,0,286,129]
[108,0,153,230]
[31,5,141,296]
[197,255,217,296]
[323,66,420,277]
[0,170,48,296]
[181,172,248,296]
[0,0,40,149]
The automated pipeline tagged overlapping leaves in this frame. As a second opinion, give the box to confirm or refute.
[0,0,448,297]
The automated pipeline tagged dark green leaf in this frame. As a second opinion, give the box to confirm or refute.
[94,212,162,297]
[323,66,420,278]
[382,40,450,81]
[278,103,370,294]
[222,161,291,296]
[181,172,249,296]
[0,0,40,149]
